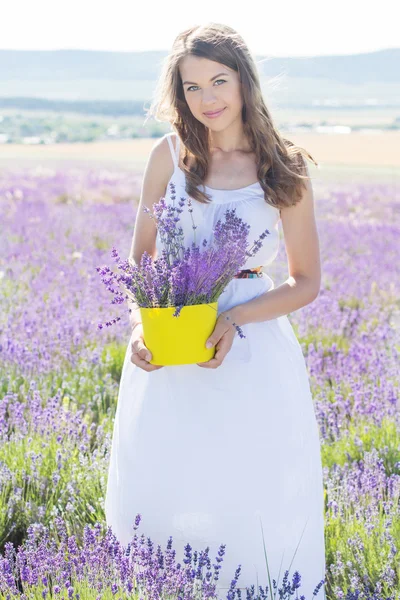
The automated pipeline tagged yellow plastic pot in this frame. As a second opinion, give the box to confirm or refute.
[140,302,218,366]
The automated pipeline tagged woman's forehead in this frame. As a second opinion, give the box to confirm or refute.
[179,55,230,78]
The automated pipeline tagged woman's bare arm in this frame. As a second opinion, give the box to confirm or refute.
[127,135,175,332]
[227,163,321,326]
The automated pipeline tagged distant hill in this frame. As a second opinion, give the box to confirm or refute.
[0,48,398,108]
[0,48,398,83]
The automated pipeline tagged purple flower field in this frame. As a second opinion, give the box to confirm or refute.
[0,165,399,599]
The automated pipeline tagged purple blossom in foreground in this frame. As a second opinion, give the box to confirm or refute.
[96,181,270,339]
[0,515,323,600]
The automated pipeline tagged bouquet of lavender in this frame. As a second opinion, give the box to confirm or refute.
[96,181,270,365]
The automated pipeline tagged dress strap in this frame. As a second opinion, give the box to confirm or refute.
[165,133,180,169]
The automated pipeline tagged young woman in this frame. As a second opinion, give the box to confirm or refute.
[105,23,326,599]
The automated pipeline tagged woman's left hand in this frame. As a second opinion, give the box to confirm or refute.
[196,312,237,369]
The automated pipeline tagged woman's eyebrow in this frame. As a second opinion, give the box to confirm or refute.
[182,72,230,85]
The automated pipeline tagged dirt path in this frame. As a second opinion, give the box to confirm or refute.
[0,133,399,182]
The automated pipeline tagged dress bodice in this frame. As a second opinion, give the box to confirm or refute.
[155,133,281,271]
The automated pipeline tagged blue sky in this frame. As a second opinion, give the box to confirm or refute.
[3,0,398,56]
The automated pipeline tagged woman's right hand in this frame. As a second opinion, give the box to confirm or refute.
[130,325,164,371]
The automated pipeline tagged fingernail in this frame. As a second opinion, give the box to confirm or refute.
[206,341,212,348]
[146,353,151,360]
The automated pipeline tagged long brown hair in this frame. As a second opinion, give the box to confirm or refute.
[145,22,318,209]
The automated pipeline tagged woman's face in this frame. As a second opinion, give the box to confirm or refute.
[179,55,243,130]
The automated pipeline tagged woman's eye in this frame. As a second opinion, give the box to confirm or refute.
[187,79,226,92]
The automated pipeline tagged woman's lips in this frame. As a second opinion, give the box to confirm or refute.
[203,108,226,118]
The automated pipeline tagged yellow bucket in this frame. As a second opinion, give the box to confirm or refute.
[140,302,218,366]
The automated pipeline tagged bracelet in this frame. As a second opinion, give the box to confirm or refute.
[221,312,246,339]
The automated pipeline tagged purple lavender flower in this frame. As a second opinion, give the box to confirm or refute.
[96,182,270,339]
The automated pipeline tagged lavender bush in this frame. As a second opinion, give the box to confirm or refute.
[0,514,325,600]
[0,165,399,598]
[96,181,270,339]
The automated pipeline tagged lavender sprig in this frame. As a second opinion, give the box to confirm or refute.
[96,181,271,339]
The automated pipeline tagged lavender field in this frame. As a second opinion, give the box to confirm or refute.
[0,164,399,599]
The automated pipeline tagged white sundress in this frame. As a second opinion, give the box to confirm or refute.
[105,132,326,599]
